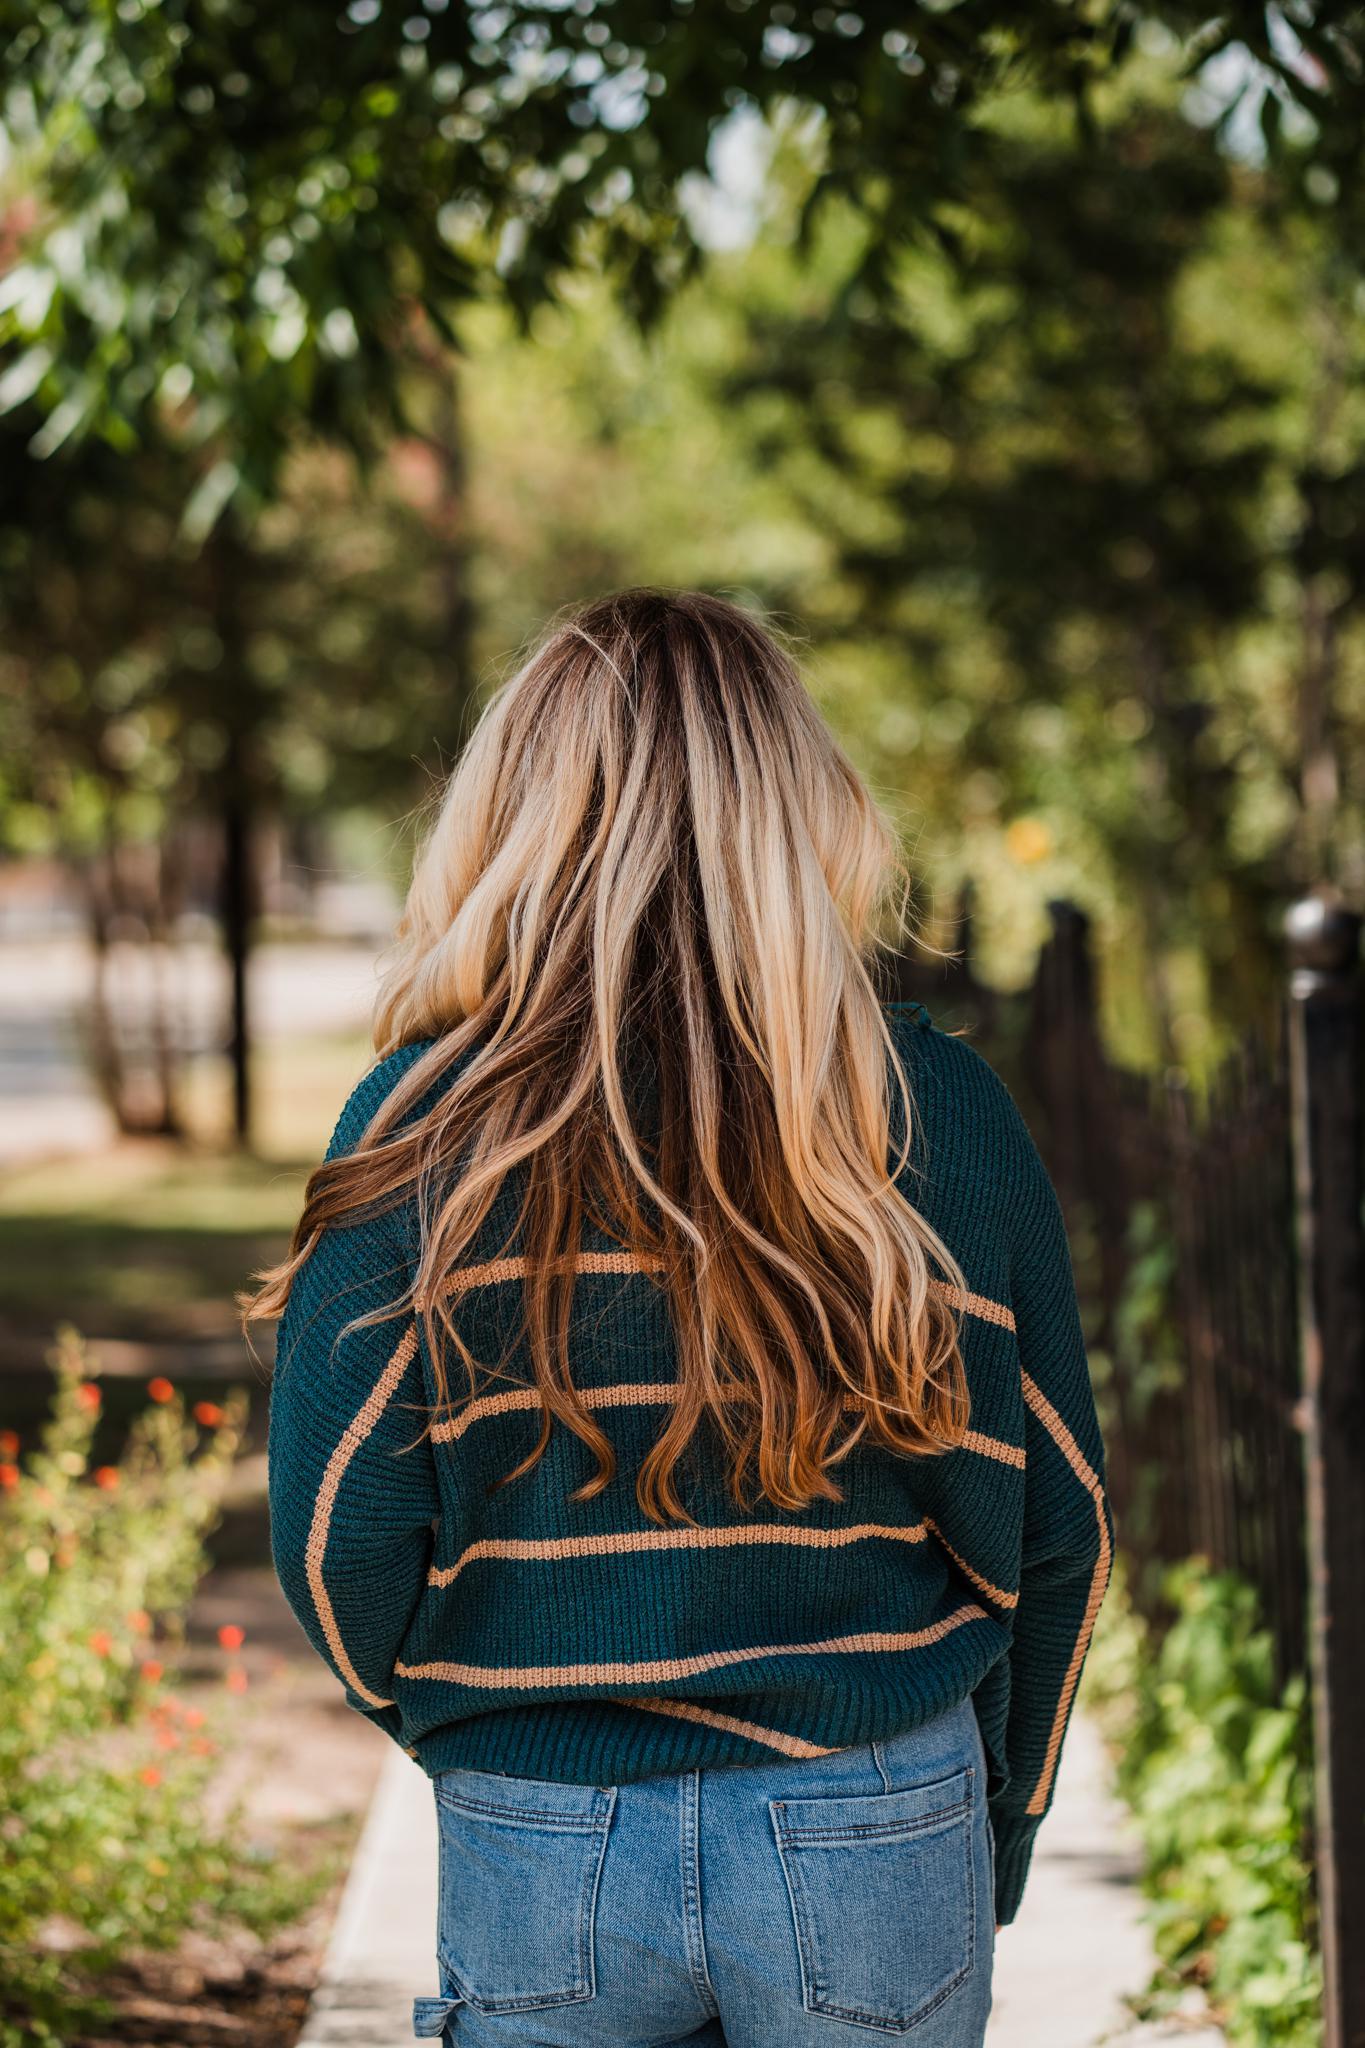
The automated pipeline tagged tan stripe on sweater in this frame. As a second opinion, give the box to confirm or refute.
[1019,1370,1112,1815]
[430,1374,1024,1470]
[630,1694,840,1760]
[429,1378,672,1444]
[433,1249,1016,1336]
[439,1249,665,1301]
[426,1518,929,1587]
[924,1517,1018,1610]
[931,1280,1017,1333]
[303,1323,418,1710]
[961,1429,1026,1469]
[393,1601,987,1690]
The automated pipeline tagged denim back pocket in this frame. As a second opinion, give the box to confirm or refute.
[770,1764,976,2034]
[434,1769,616,2014]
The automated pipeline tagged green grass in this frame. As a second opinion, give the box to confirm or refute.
[0,1033,371,1344]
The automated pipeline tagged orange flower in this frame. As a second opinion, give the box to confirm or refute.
[190,1736,215,1757]
[138,1764,162,1788]
[89,1631,113,1658]
[93,1466,120,1490]
[0,1464,18,1492]
[75,1382,102,1413]
[216,1624,245,1651]
[225,1667,249,1694]
[147,1377,175,1405]
[127,1609,152,1636]
[183,1706,207,1730]
[140,1660,164,1685]
[193,1401,224,1427]
[154,1726,181,1751]
[0,1430,18,1458]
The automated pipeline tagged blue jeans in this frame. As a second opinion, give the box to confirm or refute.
[412,1695,994,2046]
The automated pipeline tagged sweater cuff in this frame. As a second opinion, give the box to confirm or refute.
[990,1813,1041,1925]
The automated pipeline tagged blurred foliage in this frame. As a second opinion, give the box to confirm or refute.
[449,70,1365,1058]
[1,4,1364,509]
[1088,1560,1321,2048]
[1,12,1364,1079]
[0,426,471,857]
[0,1332,319,2044]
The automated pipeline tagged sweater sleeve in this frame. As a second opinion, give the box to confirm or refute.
[989,1136,1115,1925]
[266,1054,439,1750]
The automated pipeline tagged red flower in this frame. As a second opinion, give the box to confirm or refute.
[0,1429,19,1458]
[138,1765,162,1788]
[0,1464,18,1492]
[140,1660,164,1685]
[193,1401,224,1427]
[183,1706,207,1730]
[89,1631,113,1658]
[216,1624,245,1651]
[75,1382,101,1413]
[147,1377,175,1405]
[93,1466,120,1490]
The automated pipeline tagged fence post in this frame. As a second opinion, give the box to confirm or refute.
[1286,896,1365,2048]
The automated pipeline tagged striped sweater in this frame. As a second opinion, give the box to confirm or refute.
[267,1002,1113,1925]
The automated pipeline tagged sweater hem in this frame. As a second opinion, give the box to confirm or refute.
[397,1626,1010,1788]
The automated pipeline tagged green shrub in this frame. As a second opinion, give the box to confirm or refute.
[0,1329,316,2046]
[1087,1559,1321,2048]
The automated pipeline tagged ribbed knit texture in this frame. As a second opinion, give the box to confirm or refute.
[267,1003,1113,1926]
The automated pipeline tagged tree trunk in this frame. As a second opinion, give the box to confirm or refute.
[211,521,256,1149]
[220,727,253,1147]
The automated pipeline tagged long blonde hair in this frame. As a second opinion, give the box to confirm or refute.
[248,589,969,1520]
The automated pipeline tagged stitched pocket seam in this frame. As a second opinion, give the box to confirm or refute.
[436,1788,616,2012]
[770,1779,976,2034]
[773,1793,971,1848]
[435,1787,611,1831]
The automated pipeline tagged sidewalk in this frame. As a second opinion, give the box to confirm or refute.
[299,1713,1219,2047]
[0,935,380,1165]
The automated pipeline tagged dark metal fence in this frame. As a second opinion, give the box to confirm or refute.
[890,892,1365,2048]
[891,898,1306,1668]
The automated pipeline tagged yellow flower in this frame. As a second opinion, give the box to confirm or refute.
[1005,816,1053,865]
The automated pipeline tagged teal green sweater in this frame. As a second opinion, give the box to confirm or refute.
[267,1003,1112,1925]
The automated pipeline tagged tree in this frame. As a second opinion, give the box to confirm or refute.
[708,87,1365,1050]
[3,2,1364,1122]
[438,77,1365,1062]
[4,5,1364,514]
[0,405,479,1135]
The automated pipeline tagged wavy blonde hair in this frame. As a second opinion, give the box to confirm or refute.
[248,588,968,1520]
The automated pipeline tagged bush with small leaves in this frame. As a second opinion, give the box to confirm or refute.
[0,1328,316,2045]
[1087,1560,1321,2048]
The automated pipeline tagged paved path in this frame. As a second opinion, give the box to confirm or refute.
[0,936,381,1164]
[299,1714,1220,2047]
[299,1744,440,2046]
